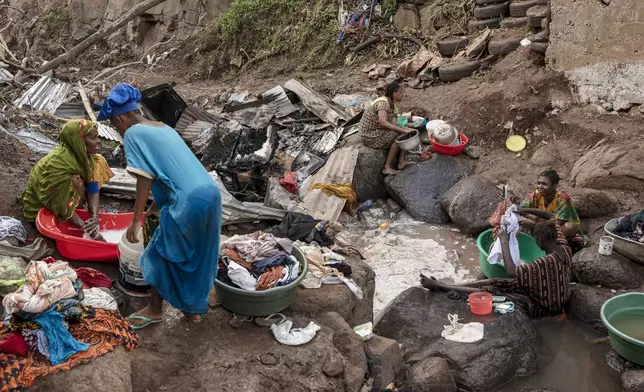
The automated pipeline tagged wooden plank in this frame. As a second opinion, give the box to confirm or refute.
[77,81,97,122]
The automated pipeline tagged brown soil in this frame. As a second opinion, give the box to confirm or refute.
[0,132,37,219]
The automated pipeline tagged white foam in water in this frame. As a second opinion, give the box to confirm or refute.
[99,229,127,244]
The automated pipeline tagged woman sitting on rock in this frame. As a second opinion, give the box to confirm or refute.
[421,219,572,318]
[19,120,113,240]
[358,80,415,175]
[518,169,587,253]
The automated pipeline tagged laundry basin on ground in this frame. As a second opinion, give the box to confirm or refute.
[604,218,644,265]
[36,208,141,263]
[214,246,309,316]
[601,292,644,366]
[476,229,545,278]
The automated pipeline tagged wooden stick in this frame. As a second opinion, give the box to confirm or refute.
[33,0,167,76]
[77,81,97,122]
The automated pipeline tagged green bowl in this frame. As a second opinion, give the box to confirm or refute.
[601,292,644,366]
[476,229,546,278]
[214,246,309,316]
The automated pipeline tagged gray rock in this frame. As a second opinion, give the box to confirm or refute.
[375,288,538,391]
[530,145,561,167]
[622,370,644,392]
[291,255,375,326]
[439,176,499,235]
[572,247,644,290]
[385,156,473,223]
[317,312,368,392]
[30,347,132,392]
[365,335,403,390]
[569,188,617,218]
[568,284,624,333]
[393,4,420,30]
[571,145,644,192]
[322,351,345,377]
[69,0,109,41]
[407,357,457,392]
[353,146,388,202]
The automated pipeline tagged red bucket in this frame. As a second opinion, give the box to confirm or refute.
[430,133,469,155]
[469,291,493,315]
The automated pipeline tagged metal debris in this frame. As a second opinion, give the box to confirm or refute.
[0,68,13,84]
[284,79,351,125]
[0,124,57,154]
[183,120,215,142]
[54,102,86,119]
[262,85,298,118]
[97,123,123,144]
[174,106,224,137]
[13,71,71,114]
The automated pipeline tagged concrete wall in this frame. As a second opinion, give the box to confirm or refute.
[548,0,644,110]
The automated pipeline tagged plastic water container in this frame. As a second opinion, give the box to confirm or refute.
[469,291,493,315]
[117,230,151,294]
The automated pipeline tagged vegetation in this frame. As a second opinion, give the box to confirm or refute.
[42,3,70,33]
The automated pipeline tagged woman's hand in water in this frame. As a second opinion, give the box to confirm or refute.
[126,220,142,243]
[82,217,100,238]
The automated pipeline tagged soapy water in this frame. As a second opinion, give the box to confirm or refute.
[98,229,126,244]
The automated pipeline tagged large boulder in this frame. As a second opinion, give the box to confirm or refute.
[439,176,499,235]
[353,146,388,202]
[365,335,404,390]
[570,145,644,191]
[290,255,375,326]
[571,247,644,290]
[31,347,132,392]
[567,283,625,333]
[569,188,617,218]
[375,288,538,392]
[69,0,109,41]
[385,156,473,223]
[622,370,644,392]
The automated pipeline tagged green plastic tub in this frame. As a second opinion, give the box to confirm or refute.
[476,229,546,278]
[601,293,644,366]
[214,246,309,316]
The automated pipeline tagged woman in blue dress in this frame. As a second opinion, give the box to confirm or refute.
[98,83,222,329]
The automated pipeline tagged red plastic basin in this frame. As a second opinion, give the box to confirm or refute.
[469,291,493,316]
[430,133,469,155]
[36,208,140,263]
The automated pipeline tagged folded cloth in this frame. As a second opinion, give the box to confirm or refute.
[227,261,257,291]
[35,309,90,366]
[81,288,118,312]
[487,205,521,267]
[75,268,112,289]
[0,217,27,244]
[0,332,29,356]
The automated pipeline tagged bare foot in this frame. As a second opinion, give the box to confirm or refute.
[128,305,163,327]
[397,161,414,170]
[382,167,401,176]
[420,273,443,291]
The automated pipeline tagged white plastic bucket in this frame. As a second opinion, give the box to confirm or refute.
[598,236,615,256]
[117,230,151,292]
[395,130,421,151]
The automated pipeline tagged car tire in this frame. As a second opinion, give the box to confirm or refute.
[437,36,470,57]
[438,61,482,83]
[468,17,501,33]
[509,0,537,17]
[474,2,510,19]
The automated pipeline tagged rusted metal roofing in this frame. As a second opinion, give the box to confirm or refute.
[0,68,13,83]
[284,79,351,126]
[97,123,123,144]
[54,102,86,119]
[300,146,358,221]
[183,120,215,141]
[13,71,71,114]
[175,106,224,136]
[103,168,286,224]
[262,85,298,118]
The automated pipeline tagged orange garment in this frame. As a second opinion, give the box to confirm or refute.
[256,266,285,291]
[221,249,253,270]
[488,198,512,239]
[0,309,137,391]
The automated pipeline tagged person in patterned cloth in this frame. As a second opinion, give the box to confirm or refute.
[420,220,572,318]
[358,80,416,175]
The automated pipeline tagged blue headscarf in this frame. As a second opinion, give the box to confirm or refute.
[96,83,142,121]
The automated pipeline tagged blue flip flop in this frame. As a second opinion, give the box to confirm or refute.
[128,314,162,330]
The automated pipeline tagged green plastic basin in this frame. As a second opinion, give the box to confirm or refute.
[476,229,546,278]
[601,292,644,366]
[214,246,309,316]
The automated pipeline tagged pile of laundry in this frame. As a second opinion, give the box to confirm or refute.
[615,210,644,243]
[218,232,301,291]
[0,259,137,391]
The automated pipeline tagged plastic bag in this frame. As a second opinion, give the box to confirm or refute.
[441,314,484,343]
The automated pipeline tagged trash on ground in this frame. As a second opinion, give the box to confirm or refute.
[353,321,374,341]
[441,314,484,343]
[270,317,321,346]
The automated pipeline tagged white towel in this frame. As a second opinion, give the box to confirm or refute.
[487,205,521,267]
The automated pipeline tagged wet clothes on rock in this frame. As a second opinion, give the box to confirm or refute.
[358,97,399,149]
[481,223,572,318]
[20,120,114,221]
[124,123,222,315]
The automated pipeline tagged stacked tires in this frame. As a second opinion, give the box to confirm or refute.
[468,0,508,33]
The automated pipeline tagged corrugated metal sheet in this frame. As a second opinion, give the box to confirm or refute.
[262,85,298,118]
[175,106,224,137]
[103,168,285,224]
[0,68,13,83]
[13,71,71,114]
[0,124,57,154]
[97,123,123,144]
[183,120,215,141]
[54,102,86,119]
[300,146,359,221]
[311,126,344,156]
[284,79,351,126]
